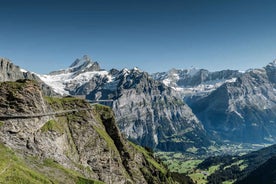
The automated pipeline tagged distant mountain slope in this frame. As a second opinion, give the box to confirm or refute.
[236,156,276,184]
[196,143,276,184]
[189,62,276,143]
[38,56,212,152]
[154,61,276,144]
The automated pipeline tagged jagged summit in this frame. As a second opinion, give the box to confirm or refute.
[69,55,92,68]
[267,59,276,67]
[69,55,100,72]
[49,55,100,76]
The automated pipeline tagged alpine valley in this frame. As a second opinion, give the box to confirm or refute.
[1,55,276,184]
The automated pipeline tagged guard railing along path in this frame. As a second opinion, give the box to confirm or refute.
[0,100,114,120]
[0,108,94,120]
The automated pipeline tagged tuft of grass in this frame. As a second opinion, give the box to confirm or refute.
[93,125,117,152]
[76,177,104,184]
[92,104,113,119]
[40,120,64,134]
[0,121,4,127]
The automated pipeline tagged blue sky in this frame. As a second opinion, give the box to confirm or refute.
[1,0,276,74]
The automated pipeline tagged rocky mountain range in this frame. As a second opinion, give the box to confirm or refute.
[38,55,211,152]
[2,55,276,152]
[152,68,242,100]
[188,62,276,143]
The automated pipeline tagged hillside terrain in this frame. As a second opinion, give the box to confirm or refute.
[0,79,185,184]
[236,155,276,184]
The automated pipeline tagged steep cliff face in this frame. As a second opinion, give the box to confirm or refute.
[0,80,179,184]
[0,58,32,81]
[189,63,276,143]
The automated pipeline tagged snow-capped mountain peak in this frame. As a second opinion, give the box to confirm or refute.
[49,55,101,76]
[152,68,242,97]
[68,55,100,73]
[38,56,110,95]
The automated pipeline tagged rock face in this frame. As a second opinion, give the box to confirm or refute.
[189,62,276,143]
[0,80,179,184]
[39,56,211,152]
[38,55,109,95]
[0,58,56,96]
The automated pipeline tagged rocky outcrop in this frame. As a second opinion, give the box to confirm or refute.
[0,80,179,184]
[0,58,34,81]
[0,58,57,96]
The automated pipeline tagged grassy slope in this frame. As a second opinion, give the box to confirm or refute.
[0,143,103,184]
